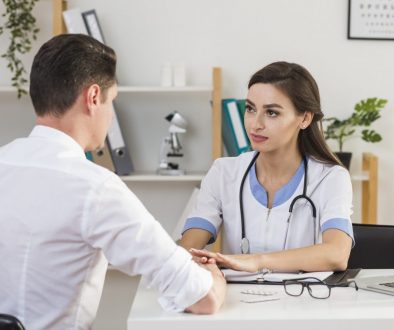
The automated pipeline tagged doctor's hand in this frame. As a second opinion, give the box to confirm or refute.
[189,248,260,273]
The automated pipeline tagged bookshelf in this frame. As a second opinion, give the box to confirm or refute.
[51,0,222,176]
[109,68,221,179]
[0,81,220,174]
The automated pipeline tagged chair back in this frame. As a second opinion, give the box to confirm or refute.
[0,314,25,330]
[348,223,394,269]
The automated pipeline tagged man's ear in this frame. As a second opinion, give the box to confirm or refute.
[86,84,101,116]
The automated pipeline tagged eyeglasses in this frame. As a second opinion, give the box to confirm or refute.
[284,277,331,299]
[284,277,359,299]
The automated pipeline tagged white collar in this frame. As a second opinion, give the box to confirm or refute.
[29,125,86,159]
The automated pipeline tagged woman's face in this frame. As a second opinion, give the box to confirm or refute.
[244,83,305,155]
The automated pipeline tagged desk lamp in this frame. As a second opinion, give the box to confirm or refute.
[157,111,188,175]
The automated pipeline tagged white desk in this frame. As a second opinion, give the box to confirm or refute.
[127,269,394,330]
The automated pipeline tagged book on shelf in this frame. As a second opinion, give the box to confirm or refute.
[91,141,115,173]
[62,8,88,34]
[85,151,93,161]
[222,99,251,157]
[81,9,106,44]
[236,99,247,117]
[106,104,134,175]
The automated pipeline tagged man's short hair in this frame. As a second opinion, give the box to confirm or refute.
[30,34,117,117]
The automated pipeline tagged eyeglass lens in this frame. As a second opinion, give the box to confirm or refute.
[306,284,331,299]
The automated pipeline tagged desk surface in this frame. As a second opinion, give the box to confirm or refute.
[128,269,394,330]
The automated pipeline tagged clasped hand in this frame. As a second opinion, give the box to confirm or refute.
[190,248,260,273]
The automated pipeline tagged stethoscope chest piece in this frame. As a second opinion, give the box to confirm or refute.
[240,237,250,254]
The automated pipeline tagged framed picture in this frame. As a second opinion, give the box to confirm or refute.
[348,0,394,40]
[82,10,105,43]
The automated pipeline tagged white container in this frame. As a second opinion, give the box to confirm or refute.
[161,62,173,87]
[173,63,186,87]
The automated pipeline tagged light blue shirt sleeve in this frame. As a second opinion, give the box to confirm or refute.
[181,159,223,244]
[321,218,355,247]
[182,217,217,244]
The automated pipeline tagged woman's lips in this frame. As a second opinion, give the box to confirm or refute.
[250,133,268,143]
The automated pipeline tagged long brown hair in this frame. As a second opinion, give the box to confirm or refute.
[248,61,341,166]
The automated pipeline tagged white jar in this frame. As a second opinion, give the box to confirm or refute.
[173,62,186,87]
[161,62,173,87]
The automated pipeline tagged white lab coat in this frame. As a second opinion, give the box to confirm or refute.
[183,151,354,254]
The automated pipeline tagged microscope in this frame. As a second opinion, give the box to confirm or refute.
[157,111,188,175]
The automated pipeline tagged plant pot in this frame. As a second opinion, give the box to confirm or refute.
[335,152,352,170]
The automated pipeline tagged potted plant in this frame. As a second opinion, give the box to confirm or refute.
[0,0,40,98]
[323,97,387,169]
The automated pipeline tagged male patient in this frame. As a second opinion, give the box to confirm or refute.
[0,34,225,329]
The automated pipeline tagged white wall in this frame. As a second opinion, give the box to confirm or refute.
[1,0,392,223]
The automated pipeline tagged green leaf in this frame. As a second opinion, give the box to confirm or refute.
[0,0,40,99]
[361,130,382,143]
[323,97,387,150]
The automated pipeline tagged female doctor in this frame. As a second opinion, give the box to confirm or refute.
[180,61,354,273]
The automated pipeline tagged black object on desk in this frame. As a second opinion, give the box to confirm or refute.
[349,223,394,269]
[324,268,361,287]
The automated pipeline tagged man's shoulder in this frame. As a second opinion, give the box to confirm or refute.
[72,157,120,186]
[0,138,25,159]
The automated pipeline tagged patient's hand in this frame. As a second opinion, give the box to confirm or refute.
[191,255,209,264]
[189,248,260,273]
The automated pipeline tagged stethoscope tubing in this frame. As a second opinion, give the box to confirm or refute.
[239,152,316,254]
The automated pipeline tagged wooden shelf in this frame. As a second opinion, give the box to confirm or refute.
[0,85,212,93]
[362,153,378,224]
[121,172,205,182]
[121,171,369,183]
[117,86,212,93]
[0,86,25,92]
[351,171,369,181]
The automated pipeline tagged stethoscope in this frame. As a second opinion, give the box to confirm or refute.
[239,152,317,254]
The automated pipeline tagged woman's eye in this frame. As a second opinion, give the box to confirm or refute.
[267,110,278,117]
[245,105,255,113]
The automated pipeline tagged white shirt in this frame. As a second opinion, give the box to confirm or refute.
[0,126,212,330]
[183,151,354,254]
